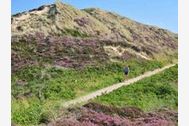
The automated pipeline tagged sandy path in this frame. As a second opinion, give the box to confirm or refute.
[62,64,175,108]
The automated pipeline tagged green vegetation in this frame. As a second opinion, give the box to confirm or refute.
[12,59,163,100]
[12,98,42,125]
[11,2,178,125]
[12,59,164,125]
[62,28,90,37]
[94,65,178,112]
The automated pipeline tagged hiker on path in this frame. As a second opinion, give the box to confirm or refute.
[124,66,130,80]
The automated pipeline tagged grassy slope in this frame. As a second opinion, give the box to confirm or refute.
[11,3,178,126]
[12,59,164,125]
[94,65,178,112]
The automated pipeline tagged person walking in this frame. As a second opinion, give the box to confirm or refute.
[124,65,130,80]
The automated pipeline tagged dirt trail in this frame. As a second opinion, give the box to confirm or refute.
[62,64,175,108]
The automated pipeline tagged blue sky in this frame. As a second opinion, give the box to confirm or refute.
[12,0,178,33]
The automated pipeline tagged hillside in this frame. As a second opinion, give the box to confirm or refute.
[12,2,177,72]
[11,2,178,126]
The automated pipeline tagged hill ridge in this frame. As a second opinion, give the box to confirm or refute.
[11,2,178,71]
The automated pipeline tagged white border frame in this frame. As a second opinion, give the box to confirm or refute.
[178,0,189,125]
[0,0,11,125]
[0,0,188,125]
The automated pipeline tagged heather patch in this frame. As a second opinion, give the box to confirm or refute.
[12,32,175,72]
[48,105,176,126]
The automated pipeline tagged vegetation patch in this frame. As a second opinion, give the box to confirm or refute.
[62,28,90,37]
[47,104,177,126]
[12,59,164,125]
[94,65,178,112]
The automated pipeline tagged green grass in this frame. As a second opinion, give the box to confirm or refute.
[12,98,43,125]
[12,59,163,100]
[12,59,166,125]
[62,28,90,37]
[93,65,178,112]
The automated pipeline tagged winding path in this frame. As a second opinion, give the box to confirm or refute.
[62,64,176,108]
